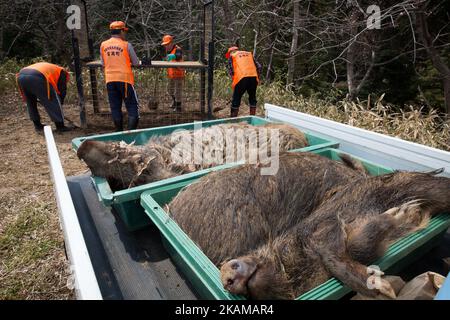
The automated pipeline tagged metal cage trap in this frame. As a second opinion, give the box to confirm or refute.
[70,0,215,128]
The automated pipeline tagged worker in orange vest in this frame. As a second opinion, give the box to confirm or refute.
[161,35,185,112]
[100,21,141,132]
[16,62,73,133]
[226,46,262,117]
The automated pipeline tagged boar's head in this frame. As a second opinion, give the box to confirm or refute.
[77,140,172,190]
[220,252,295,300]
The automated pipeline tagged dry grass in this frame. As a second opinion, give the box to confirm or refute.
[0,195,70,299]
[263,86,450,151]
[215,71,449,151]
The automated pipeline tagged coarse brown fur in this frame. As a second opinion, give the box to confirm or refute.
[168,152,368,265]
[220,171,450,299]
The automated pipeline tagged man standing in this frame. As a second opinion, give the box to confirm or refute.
[161,35,185,112]
[226,46,262,117]
[100,21,140,132]
[16,62,72,133]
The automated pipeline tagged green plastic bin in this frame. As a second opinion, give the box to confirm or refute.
[72,116,339,231]
[140,149,450,300]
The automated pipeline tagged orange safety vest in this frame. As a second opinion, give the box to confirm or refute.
[230,51,259,89]
[167,45,185,79]
[100,37,134,85]
[22,62,68,99]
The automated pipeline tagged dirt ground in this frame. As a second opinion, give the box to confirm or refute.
[0,93,261,300]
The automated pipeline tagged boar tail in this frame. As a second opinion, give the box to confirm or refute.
[339,154,369,176]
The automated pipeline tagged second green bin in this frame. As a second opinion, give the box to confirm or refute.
[140,148,450,300]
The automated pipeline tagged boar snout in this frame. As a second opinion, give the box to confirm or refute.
[77,140,114,162]
[220,258,257,296]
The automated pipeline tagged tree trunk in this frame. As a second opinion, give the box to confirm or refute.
[416,4,450,114]
[266,39,276,82]
[0,24,3,60]
[138,0,151,59]
[346,8,359,101]
[55,2,68,64]
[287,0,300,87]
[222,0,234,44]
[443,77,450,115]
[188,0,195,60]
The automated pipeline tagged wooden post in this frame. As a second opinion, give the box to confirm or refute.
[207,42,214,120]
[205,0,215,120]
[200,5,206,117]
[71,31,87,128]
[89,65,100,113]
[84,1,99,114]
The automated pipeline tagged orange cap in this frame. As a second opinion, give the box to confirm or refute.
[110,21,129,31]
[225,46,239,59]
[161,35,173,46]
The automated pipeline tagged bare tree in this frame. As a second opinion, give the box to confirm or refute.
[415,1,450,114]
[287,0,300,88]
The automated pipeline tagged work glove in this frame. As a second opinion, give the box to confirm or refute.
[167,54,176,62]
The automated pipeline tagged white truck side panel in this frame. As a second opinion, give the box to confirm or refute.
[44,126,102,300]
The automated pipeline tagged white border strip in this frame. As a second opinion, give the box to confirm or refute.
[265,103,450,173]
[44,126,102,300]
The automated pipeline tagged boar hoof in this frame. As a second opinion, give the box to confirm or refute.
[383,200,422,220]
[378,278,397,299]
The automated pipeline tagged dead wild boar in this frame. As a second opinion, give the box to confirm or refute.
[76,141,177,190]
[220,170,450,300]
[167,152,368,266]
[77,122,309,190]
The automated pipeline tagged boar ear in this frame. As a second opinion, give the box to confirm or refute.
[128,155,156,188]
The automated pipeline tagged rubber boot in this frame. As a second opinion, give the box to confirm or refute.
[33,120,44,132]
[250,106,257,116]
[171,96,177,111]
[113,119,123,132]
[230,108,239,118]
[175,102,182,112]
[127,116,139,131]
[55,122,74,133]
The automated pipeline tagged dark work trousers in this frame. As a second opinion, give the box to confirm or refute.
[17,69,64,123]
[106,82,140,122]
[231,76,258,110]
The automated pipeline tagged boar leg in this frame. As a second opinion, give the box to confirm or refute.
[346,215,398,265]
[347,200,428,265]
[383,200,430,242]
[310,218,396,298]
[314,201,426,298]
[314,245,396,298]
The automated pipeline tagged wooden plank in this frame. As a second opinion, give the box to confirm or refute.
[86,60,207,69]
